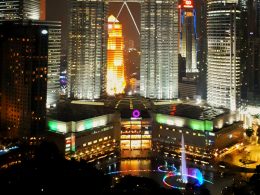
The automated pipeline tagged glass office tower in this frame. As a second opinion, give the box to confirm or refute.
[179,0,198,73]
[68,0,107,99]
[140,0,179,99]
[207,0,241,110]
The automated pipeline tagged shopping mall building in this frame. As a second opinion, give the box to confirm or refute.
[47,101,244,162]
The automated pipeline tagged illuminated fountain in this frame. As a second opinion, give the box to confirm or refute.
[181,134,188,183]
[106,134,213,190]
[161,134,212,189]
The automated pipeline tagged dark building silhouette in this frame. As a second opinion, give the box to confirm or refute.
[241,0,260,103]
[0,21,48,138]
[196,0,207,99]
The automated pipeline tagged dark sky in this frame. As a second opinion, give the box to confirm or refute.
[108,3,140,49]
[46,1,140,52]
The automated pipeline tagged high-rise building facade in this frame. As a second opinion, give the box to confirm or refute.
[207,0,241,111]
[106,15,125,95]
[68,0,107,99]
[140,0,179,99]
[0,0,40,20]
[0,21,48,137]
[179,0,198,73]
[34,21,61,108]
[0,0,61,108]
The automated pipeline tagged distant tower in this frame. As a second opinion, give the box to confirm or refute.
[68,0,107,99]
[207,0,241,110]
[179,0,198,73]
[0,21,48,137]
[196,0,207,99]
[0,0,40,20]
[106,15,126,95]
[140,0,179,99]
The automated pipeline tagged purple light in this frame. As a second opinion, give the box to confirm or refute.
[132,109,141,118]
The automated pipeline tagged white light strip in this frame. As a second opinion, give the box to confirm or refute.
[116,2,125,22]
[124,2,140,35]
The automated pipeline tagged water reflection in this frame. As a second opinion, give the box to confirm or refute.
[105,158,242,195]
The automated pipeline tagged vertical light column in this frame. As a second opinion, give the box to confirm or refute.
[179,0,198,73]
[106,15,126,95]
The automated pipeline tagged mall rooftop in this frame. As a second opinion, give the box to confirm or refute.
[48,102,116,122]
[153,103,230,121]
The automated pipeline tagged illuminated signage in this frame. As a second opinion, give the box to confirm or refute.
[132,109,141,118]
[156,114,213,131]
[183,0,193,9]
[48,120,67,133]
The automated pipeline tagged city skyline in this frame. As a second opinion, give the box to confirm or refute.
[1,0,260,194]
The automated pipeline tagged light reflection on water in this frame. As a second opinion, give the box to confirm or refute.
[104,158,246,195]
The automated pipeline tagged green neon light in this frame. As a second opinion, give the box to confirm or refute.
[156,114,213,131]
[189,120,204,131]
[48,121,58,131]
[84,119,93,130]
[205,121,213,131]
[48,120,67,133]
[156,114,168,124]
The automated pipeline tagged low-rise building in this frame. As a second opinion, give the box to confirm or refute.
[47,103,121,162]
[152,103,244,162]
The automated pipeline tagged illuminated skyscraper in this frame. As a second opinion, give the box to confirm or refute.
[0,0,40,20]
[0,21,48,137]
[34,21,61,108]
[106,15,125,95]
[68,0,107,99]
[140,0,179,99]
[207,0,241,110]
[179,0,198,73]
[0,0,61,108]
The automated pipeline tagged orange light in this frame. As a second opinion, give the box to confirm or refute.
[106,15,126,96]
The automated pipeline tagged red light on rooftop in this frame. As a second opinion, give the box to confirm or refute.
[183,0,193,9]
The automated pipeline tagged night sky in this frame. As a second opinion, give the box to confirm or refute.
[46,1,140,52]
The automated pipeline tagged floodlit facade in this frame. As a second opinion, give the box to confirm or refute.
[179,0,198,73]
[0,0,40,20]
[140,0,179,99]
[48,114,121,161]
[106,15,126,95]
[68,0,107,99]
[207,0,241,111]
[38,21,61,108]
[152,103,243,160]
